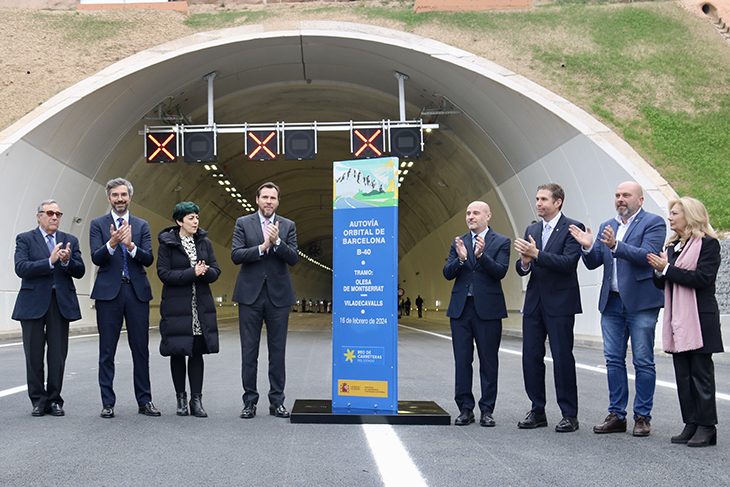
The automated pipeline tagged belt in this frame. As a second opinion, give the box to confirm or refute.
[609,291,620,297]
[121,277,131,284]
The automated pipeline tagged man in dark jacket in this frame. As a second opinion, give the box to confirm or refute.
[13,199,85,416]
[444,201,510,427]
[232,182,298,419]
[90,178,158,419]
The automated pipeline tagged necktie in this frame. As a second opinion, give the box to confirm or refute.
[542,223,551,250]
[117,217,130,279]
[46,234,55,254]
[264,219,271,254]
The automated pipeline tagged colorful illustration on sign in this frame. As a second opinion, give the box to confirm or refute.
[333,157,398,209]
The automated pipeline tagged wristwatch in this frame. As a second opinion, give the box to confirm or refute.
[275,238,281,247]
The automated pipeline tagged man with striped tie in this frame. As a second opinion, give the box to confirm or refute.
[90,178,159,419]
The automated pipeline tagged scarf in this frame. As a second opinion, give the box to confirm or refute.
[662,234,704,353]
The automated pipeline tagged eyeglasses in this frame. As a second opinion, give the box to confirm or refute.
[41,211,63,218]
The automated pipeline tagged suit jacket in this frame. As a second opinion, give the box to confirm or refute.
[443,228,510,320]
[516,214,583,317]
[231,212,298,307]
[653,235,723,354]
[582,208,665,313]
[12,228,85,321]
[89,213,154,302]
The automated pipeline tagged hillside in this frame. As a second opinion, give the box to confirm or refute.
[2,1,729,228]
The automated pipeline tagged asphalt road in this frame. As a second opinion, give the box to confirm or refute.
[1,312,729,486]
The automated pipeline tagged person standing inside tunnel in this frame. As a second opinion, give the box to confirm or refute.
[514,183,584,433]
[444,201,510,427]
[13,199,85,417]
[232,182,298,419]
[157,202,221,418]
[90,178,159,419]
[416,295,424,318]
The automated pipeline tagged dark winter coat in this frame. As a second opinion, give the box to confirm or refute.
[157,225,221,356]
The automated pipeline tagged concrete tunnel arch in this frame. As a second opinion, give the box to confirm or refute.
[0,21,676,338]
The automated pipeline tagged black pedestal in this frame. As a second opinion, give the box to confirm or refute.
[290,399,451,425]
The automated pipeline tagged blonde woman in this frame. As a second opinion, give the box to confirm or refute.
[648,197,723,447]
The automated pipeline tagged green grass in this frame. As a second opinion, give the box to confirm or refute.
[43,12,138,43]
[184,10,274,30]
[354,2,730,229]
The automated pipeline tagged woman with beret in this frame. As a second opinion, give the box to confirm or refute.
[648,197,723,447]
[157,202,221,417]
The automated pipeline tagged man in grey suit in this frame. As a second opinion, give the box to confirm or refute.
[13,199,85,416]
[232,182,298,419]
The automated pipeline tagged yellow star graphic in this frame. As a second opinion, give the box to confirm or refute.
[344,349,355,363]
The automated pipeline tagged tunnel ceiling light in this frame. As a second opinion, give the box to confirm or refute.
[218,180,225,186]
[223,180,230,185]
[407,161,414,167]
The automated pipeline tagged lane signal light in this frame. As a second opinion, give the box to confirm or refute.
[146,132,177,163]
[390,127,422,158]
[352,128,384,159]
[247,130,277,161]
[184,131,215,163]
[284,129,316,160]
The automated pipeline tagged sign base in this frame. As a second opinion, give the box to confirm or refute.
[290,399,451,425]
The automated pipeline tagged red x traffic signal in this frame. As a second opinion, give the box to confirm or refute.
[146,132,177,163]
[351,128,384,159]
[246,130,278,161]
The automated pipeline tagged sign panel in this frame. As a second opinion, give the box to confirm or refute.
[332,157,398,413]
[146,132,177,163]
[246,130,278,161]
[351,128,384,159]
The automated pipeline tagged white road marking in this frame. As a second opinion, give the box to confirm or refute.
[363,423,428,487]
[399,324,730,401]
[0,385,27,398]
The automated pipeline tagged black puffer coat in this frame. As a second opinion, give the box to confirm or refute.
[157,225,221,356]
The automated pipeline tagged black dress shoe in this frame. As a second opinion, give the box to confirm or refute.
[480,411,496,427]
[269,404,290,418]
[100,405,114,418]
[555,416,579,432]
[240,402,256,419]
[47,402,65,417]
[31,406,46,417]
[454,409,475,426]
[138,402,161,416]
[518,411,548,429]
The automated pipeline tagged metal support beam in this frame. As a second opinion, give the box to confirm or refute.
[393,71,409,122]
[203,71,218,126]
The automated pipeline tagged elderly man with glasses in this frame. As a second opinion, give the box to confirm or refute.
[12,199,85,417]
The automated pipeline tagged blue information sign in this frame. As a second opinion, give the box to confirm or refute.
[332,157,398,413]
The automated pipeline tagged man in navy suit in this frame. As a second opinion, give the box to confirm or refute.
[514,183,584,432]
[89,178,159,418]
[13,200,85,417]
[232,182,298,419]
[444,201,510,427]
[569,181,665,436]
